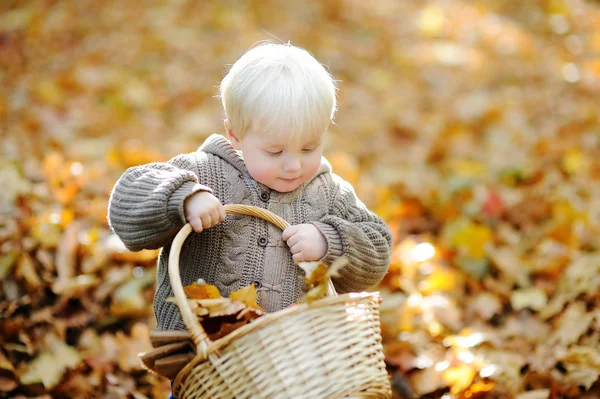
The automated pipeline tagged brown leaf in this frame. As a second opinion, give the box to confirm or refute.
[0,375,18,393]
[55,221,80,282]
[0,251,19,280]
[16,253,41,291]
[18,341,82,390]
[0,352,14,373]
[409,367,446,396]
[116,324,151,372]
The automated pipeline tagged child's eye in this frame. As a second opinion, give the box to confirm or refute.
[302,148,315,153]
[266,150,283,155]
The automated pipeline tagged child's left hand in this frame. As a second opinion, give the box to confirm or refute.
[282,224,327,263]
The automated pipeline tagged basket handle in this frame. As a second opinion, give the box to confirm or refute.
[168,204,338,355]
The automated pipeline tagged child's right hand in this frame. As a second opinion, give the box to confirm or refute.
[184,191,226,233]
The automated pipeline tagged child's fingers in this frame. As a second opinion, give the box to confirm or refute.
[285,234,299,248]
[189,218,204,233]
[200,214,212,229]
[289,242,301,254]
[210,209,221,226]
[217,204,226,222]
[292,252,304,262]
[282,225,298,241]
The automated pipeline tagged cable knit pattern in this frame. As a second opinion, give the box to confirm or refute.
[107,134,392,331]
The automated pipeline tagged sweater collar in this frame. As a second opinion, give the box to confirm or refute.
[199,133,332,183]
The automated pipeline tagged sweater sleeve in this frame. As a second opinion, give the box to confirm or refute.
[107,153,212,251]
[310,177,392,293]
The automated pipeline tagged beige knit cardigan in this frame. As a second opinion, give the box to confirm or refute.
[108,134,392,331]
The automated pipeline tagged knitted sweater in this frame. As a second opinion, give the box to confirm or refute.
[108,134,392,331]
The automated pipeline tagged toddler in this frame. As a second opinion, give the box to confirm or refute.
[108,42,392,334]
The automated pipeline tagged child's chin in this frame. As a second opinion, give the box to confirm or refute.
[270,181,301,193]
[272,185,297,193]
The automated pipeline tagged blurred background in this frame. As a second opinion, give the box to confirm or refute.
[1,0,600,398]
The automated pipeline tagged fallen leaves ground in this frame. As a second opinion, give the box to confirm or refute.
[1,0,600,398]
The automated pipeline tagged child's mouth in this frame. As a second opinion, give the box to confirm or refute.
[280,177,300,182]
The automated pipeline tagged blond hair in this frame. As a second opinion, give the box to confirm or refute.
[219,41,337,141]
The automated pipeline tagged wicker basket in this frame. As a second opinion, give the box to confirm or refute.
[168,204,391,399]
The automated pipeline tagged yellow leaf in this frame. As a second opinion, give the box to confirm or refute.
[396,303,414,332]
[442,364,476,394]
[547,0,569,14]
[418,267,457,295]
[32,221,62,248]
[448,159,486,179]
[0,251,19,280]
[447,219,493,258]
[552,201,586,223]
[418,6,445,37]
[183,282,222,300]
[32,79,64,106]
[0,351,14,372]
[299,262,328,303]
[466,380,496,395]
[299,262,328,285]
[299,258,348,303]
[303,283,328,304]
[561,149,587,175]
[230,284,260,309]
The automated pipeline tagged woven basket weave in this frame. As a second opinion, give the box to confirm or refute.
[169,204,391,399]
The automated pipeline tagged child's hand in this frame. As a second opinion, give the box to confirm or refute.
[282,224,327,263]
[184,191,226,233]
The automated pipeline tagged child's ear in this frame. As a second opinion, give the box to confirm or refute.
[224,119,242,150]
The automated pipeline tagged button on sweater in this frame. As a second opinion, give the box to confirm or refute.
[108,134,392,331]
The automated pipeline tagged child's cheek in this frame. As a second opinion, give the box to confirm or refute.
[304,155,322,178]
[248,161,276,186]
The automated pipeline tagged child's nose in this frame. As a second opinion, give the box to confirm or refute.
[283,157,301,172]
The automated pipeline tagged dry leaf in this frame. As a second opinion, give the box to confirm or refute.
[229,284,260,309]
[558,346,600,390]
[442,364,476,394]
[19,341,82,390]
[299,257,348,303]
[183,282,222,300]
[510,287,548,312]
[55,221,80,282]
[516,390,551,399]
[5,2,600,398]
[549,302,595,346]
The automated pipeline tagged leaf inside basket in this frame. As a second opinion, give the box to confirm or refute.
[183,281,222,299]
[183,298,265,340]
[230,284,261,309]
[165,282,265,343]
[299,256,348,303]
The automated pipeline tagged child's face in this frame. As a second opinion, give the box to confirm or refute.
[227,125,324,193]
